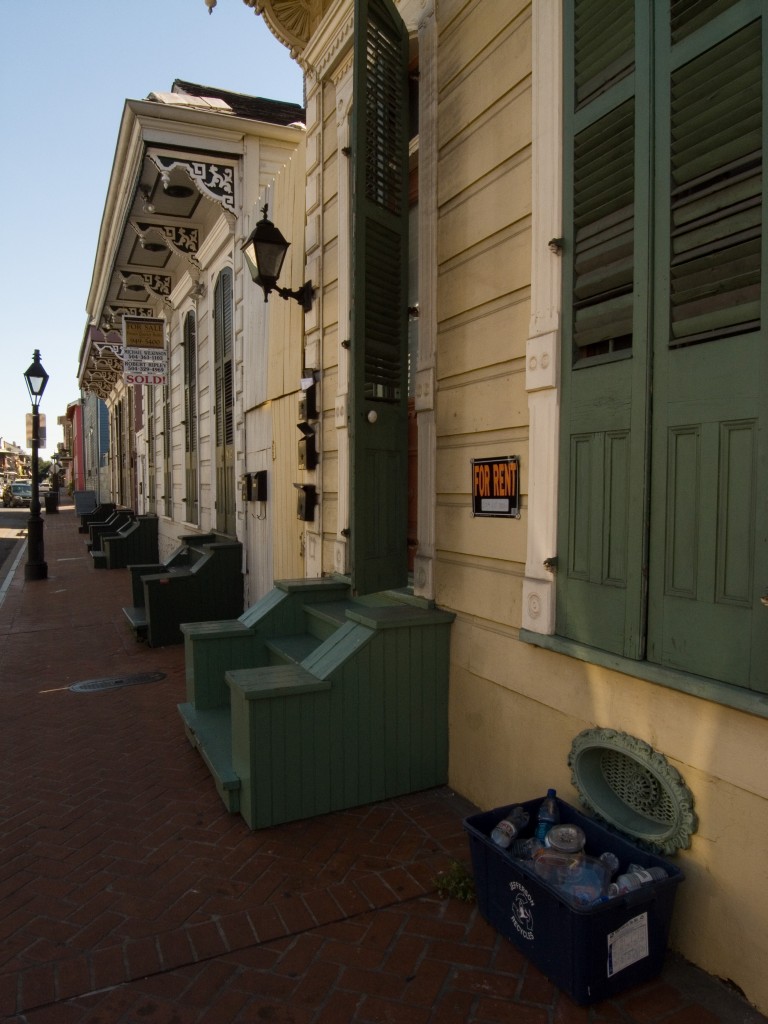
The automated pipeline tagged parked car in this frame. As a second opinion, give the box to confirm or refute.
[2,481,33,508]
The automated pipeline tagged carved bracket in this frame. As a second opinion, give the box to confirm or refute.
[119,271,173,299]
[133,221,201,268]
[150,154,236,214]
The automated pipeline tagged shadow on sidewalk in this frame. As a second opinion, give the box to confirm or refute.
[0,507,764,1023]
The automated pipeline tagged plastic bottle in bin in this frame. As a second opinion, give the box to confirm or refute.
[608,865,668,897]
[491,805,530,848]
[533,848,611,906]
[534,788,560,842]
[599,851,620,879]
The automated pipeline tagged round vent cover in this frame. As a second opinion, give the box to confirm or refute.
[568,728,697,854]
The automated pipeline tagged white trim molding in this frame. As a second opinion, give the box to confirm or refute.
[522,0,563,635]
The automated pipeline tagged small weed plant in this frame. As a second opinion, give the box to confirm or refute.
[434,860,476,903]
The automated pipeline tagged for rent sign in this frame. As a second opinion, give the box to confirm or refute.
[472,456,520,518]
[122,316,167,386]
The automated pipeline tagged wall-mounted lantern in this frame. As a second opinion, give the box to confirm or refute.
[241,205,314,312]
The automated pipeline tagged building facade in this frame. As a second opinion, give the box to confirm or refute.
[79,80,308,603]
[243,0,767,1012]
[79,2,768,1011]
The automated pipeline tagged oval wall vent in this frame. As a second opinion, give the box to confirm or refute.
[568,728,697,854]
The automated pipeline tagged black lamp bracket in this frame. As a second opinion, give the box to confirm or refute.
[273,280,314,313]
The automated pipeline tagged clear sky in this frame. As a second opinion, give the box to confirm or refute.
[0,0,303,459]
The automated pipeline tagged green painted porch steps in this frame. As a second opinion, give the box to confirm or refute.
[178,578,453,829]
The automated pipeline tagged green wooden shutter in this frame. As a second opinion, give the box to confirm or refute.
[572,0,635,361]
[349,0,409,596]
[559,0,767,689]
[670,0,743,43]
[214,269,235,536]
[183,311,198,524]
[574,0,634,107]
[557,0,651,658]
[573,98,635,360]
[648,5,767,692]
[669,19,762,345]
[163,384,172,518]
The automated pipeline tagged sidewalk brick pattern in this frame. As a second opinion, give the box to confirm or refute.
[0,507,764,1023]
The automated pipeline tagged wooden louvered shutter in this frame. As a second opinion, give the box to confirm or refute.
[647,4,767,691]
[146,407,155,511]
[572,0,635,361]
[559,0,767,689]
[349,0,409,595]
[557,0,650,658]
[163,384,172,518]
[183,311,198,524]
[669,19,762,345]
[574,0,634,109]
[573,99,635,360]
[670,0,744,43]
[214,269,236,536]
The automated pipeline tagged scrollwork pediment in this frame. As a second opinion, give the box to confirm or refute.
[149,154,237,214]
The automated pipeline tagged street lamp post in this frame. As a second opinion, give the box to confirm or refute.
[23,349,49,581]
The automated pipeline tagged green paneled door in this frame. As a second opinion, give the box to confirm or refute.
[559,0,767,690]
[648,13,768,689]
[349,0,410,596]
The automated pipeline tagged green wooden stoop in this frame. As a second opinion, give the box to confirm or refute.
[178,578,454,829]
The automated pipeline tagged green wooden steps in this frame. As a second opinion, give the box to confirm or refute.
[180,704,241,812]
[178,578,454,829]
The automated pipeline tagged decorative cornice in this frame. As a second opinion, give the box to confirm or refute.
[331,49,353,88]
[243,0,318,58]
[247,0,434,69]
[134,221,199,255]
[103,305,156,333]
[149,154,237,214]
[119,271,173,299]
[242,0,433,62]
[80,335,125,400]
[131,221,201,270]
[301,3,353,81]
[107,304,155,319]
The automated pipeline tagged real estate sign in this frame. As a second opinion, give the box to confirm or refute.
[122,316,167,386]
[471,456,520,518]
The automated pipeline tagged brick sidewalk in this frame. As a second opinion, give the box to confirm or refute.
[0,505,764,1023]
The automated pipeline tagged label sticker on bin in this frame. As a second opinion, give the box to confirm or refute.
[607,913,649,977]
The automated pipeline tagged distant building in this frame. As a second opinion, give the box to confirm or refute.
[0,437,29,483]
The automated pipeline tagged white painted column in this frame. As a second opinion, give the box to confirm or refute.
[522,0,563,635]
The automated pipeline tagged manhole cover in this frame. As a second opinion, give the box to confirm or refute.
[69,671,166,693]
